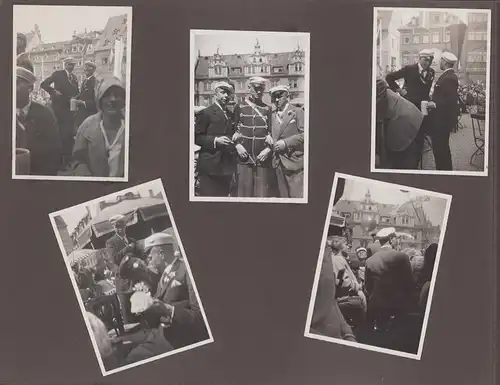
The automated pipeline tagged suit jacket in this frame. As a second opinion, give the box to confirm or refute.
[40,70,79,111]
[195,103,236,176]
[271,104,304,172]
[16,101,62,175]
[379,89,424,152]
[155,259,209,349]
[105,233,137,294]
[310,247,354,339]
[386,64,435,109]
[365,247,414,314]
[367,240,381,258]
[429,69,459,132]
[75,75,98,128]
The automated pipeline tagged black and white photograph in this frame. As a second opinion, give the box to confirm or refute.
[190,30,310,203]
[13,5,132,181]
[372,7,491,175]
[304,173,452,359]
[49,179,213,376]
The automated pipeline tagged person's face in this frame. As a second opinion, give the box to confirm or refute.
[84,65,95,77]
[17,37,26,54]
[101,86,126,117]
[419,57,432,70]
[16,78,32,108]
[439,58,448,71]
[249,84,265,101]
[357,250,367,260]
[215,87,230,106]
[390,236,400,250]
[273,91,289,110]
[65,62,75,73]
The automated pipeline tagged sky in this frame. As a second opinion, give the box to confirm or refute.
[194,31,309,57]
[337,179,448,226]
[13,5,131,43]
[58,182,164,234]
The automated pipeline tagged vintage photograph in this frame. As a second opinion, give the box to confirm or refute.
[304,173,452,359]
[13,5,132,181]
[190,30,310,203]
[372,7,491,175]
[49,179,213,376]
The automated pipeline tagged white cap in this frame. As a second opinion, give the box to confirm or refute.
[269,85,290,95]
[248,76,267,86]
[213,81,234,92]
[441,51,458,64]
[418,49,434,58]
[356,247,367,253]
[376,227,396,239]
[144,233,175,250]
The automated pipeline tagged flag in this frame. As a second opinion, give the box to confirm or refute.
[113,37,124,80]
[446,22,468,66]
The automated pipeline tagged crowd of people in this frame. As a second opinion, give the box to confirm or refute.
[194,77,305,198]
[71,214,209,370]
[458,81,487,113]
[311,219,438,354]
[15,32,126,177]
[376,49,466,171]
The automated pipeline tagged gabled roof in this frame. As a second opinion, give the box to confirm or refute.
[95,14,128,51]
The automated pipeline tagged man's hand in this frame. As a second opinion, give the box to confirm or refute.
[76,100,86,108]
[214,136,233,148]
[232,132,242,143]
[257,147,272,163]
[265,134,274,147]
[427,101,436,109]
[235,143,249,160]
[274,139,287,153]
[151,299,175,325]
[398,89,407,97]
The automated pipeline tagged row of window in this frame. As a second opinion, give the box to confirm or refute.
[468,14,488,23]
[468,31,488,41]
[403,31,450,45]
[71,43,93,53]
[212,63,304,76]
[201,78,299,91]
[468,52,487,62]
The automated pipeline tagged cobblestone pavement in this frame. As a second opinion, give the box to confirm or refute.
[422,113,485,171]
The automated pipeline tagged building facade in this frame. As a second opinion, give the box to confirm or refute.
[23,14,129,93]
[376,10,401,77]
[463,11,488,83]
[54,215,75,255]
[332,190,440,251]
[194,40,306,105]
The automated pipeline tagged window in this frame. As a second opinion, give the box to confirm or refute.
[432,13,440,23]
[468,31,475,40]
[232,67,241,74]
[271,80,280,87]
[412,35,420,44]
[273,66,284,73]
[102,57,108,65]
[432,32,440,43]
[259,58,262,63]
[289,79,298,88]
[215,66,222,75]
[238,80,245,89]
[295,63,303,72]
[72,45,77,53]
[403,54,411,65]
[445,31,451,42]
[87,44,93,51]
[403,35,410,44]
[204,82,211,91]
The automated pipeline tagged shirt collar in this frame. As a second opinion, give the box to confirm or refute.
[214,101,226,112]
[85,74,95,80]
[443,67,454,75]
[278,103,289,115]
[418,63,426,73]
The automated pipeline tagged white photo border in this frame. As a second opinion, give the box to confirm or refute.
[303,172,453,360]
[189,29,310,204]
[48,178,214,376]
[370,6,492,177]
[12,4,133,183]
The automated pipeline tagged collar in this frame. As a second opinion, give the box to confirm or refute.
[17,100,31,117]
[381,244,393,250]
[442,67,454,75]
[161,257,180,280]
[418,63,427,74]
[214,101,226,112]
[277,103,290,115]
[85,74,95,81]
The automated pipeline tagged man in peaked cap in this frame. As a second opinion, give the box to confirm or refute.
[232,76,278,197]
[364,227,415,350]
[386,49,436,111]
[74,60,98,128]
[141,233,209,349]
[41,56,80,165]
[195,80,237,197]
[426,51,459,170]
[15,66,62,175]
[105,214,140,324]
[269,85,305,198]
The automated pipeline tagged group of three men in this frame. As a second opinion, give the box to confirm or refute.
[195,76,305,198]
[378,49,459,170]
[16,33,99,174]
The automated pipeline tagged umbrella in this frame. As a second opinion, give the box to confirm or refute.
[67,249,100,267]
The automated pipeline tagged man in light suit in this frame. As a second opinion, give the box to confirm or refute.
[426,52,460,170]
[142,233,209,349]
[269,85,305,198]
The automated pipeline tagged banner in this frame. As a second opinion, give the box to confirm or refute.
[446,22,468,66]
[113,38,124,80]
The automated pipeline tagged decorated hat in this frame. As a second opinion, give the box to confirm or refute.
[441,51,458,64]
[16,66,36,84]
[356,247,367,253]
[63,56,76,64]
[213,81,234,92]
[376,227,397,240]
[144,233,175,250]
[84,60,96,69]
[269,85,290,95]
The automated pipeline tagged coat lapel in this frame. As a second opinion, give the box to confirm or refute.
[277,105,294,139]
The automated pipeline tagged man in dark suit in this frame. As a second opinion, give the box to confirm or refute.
[74,61,98,129]
[142,233,209,349]
[426,52,459,170]
[269,85,305,198]
[375,79,424,169]
[105,214,139,324]
[385,49,436,111]
[195,81,237,197]
[364,227,415,347]
[41,56,79,165]
[15,67,62,175]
